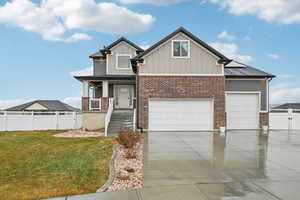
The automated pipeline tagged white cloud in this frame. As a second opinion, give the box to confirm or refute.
[207,0,300,24]
[270,82,300,103]
[70,66,93,76]
[268,53,280,60]
[0,99,32,110]
[210,42,254,63]
[63,97,81,108]
[65,33,92,43]
[139,44,151,50]
[218,30,235,41]
[0,0,155,42]
[117,0,187,5]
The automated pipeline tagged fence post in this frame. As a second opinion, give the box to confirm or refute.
[31,111,34,130]
[56,112,59,130]
[73,112,76,130]
[4,111,7,131]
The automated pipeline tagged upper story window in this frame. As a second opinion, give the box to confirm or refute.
[116,54,131,69]
[172,40,190,58]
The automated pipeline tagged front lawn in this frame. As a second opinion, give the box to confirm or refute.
[0,130,116,200]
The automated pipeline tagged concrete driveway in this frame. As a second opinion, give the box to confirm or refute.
[54,130,300,200]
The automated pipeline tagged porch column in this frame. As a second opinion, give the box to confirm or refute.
[101,80,109,110]
[82,81,90,112]
[102,80,109,97]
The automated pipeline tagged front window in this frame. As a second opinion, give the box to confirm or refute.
[117,55,131,69]
[172,40,189,58]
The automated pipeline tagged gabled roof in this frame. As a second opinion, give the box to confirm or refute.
[6,100,80,112]
[133,27,228,60]
[90,37,144,58]
[272,103,300,110]
[224,61,275,78]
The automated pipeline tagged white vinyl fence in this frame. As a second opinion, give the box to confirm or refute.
[270,109,300,130]
[0,111,82,131]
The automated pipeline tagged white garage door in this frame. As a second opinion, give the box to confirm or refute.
[149,99,213,131]
[226,93,259,129]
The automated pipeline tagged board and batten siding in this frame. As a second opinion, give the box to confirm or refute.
[94,59,106,75]
[107,41,136,75]
[225,79,267,111]
[139,33,223,75]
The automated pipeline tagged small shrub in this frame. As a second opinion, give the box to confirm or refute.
[116,129,141,149]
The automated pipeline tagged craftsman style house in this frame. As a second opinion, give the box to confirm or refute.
[74,27,275,133]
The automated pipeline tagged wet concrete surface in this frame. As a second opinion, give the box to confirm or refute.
[141,130,300,200]
[49,130,300,200]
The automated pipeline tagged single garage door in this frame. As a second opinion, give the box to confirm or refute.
[148,99,213,131]
[226,93,259,129]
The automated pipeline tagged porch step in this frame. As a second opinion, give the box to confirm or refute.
[107,110,134,136]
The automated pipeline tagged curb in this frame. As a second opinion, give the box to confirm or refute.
[96,145,118,192]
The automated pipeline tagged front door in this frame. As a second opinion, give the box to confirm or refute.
[115,85,133,109]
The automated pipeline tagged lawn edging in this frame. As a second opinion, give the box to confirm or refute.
[96,145,118,192]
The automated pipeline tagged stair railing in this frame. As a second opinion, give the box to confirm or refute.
[133,108,137,132]
[104,98,114,136]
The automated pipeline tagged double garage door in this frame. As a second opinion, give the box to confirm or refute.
[149,99,213,131]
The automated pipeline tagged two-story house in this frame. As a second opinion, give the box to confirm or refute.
[74,27,275,133]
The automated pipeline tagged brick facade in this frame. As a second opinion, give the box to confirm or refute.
[260,112,269,127]
[82,97,89,112]
[138,76,226,130]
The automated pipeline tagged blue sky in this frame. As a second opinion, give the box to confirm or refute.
[0,0,300,109]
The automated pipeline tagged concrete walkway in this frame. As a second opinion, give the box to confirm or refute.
[48,130,300,200]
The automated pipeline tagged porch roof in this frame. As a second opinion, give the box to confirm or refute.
[74,75,136,81]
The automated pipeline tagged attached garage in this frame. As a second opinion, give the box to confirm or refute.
[226,93,260,130]
[148,99,214,131]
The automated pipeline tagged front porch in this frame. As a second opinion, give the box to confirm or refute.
[81,79,136,112]
[75,75,136,133]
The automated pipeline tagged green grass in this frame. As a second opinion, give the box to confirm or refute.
[0,130,116,200]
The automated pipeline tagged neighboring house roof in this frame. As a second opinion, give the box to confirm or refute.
[6,100,80,112]
[225,61,275,78]
[74,75,136,81]
[133,27,229,61]
[90,37,144,58]
[272,103,300,110]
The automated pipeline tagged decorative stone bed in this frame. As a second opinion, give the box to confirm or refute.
[54,130,104,138]
[98,136,144,192]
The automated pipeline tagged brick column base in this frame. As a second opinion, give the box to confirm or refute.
[260,112,269,127]
[101,97,109,110]
[82,97,89,112]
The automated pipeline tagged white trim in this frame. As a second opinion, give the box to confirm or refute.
[266,78,270,112]
[138,73,224,76]
[116,54,132,70]
[226,78,267,80]
[106,54,109,74]
[171,40,190,59]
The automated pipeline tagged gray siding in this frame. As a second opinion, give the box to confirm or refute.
[94,59,106,75]
[225,80,267,111]
[107,41,136,75]
[139,33,223,75]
